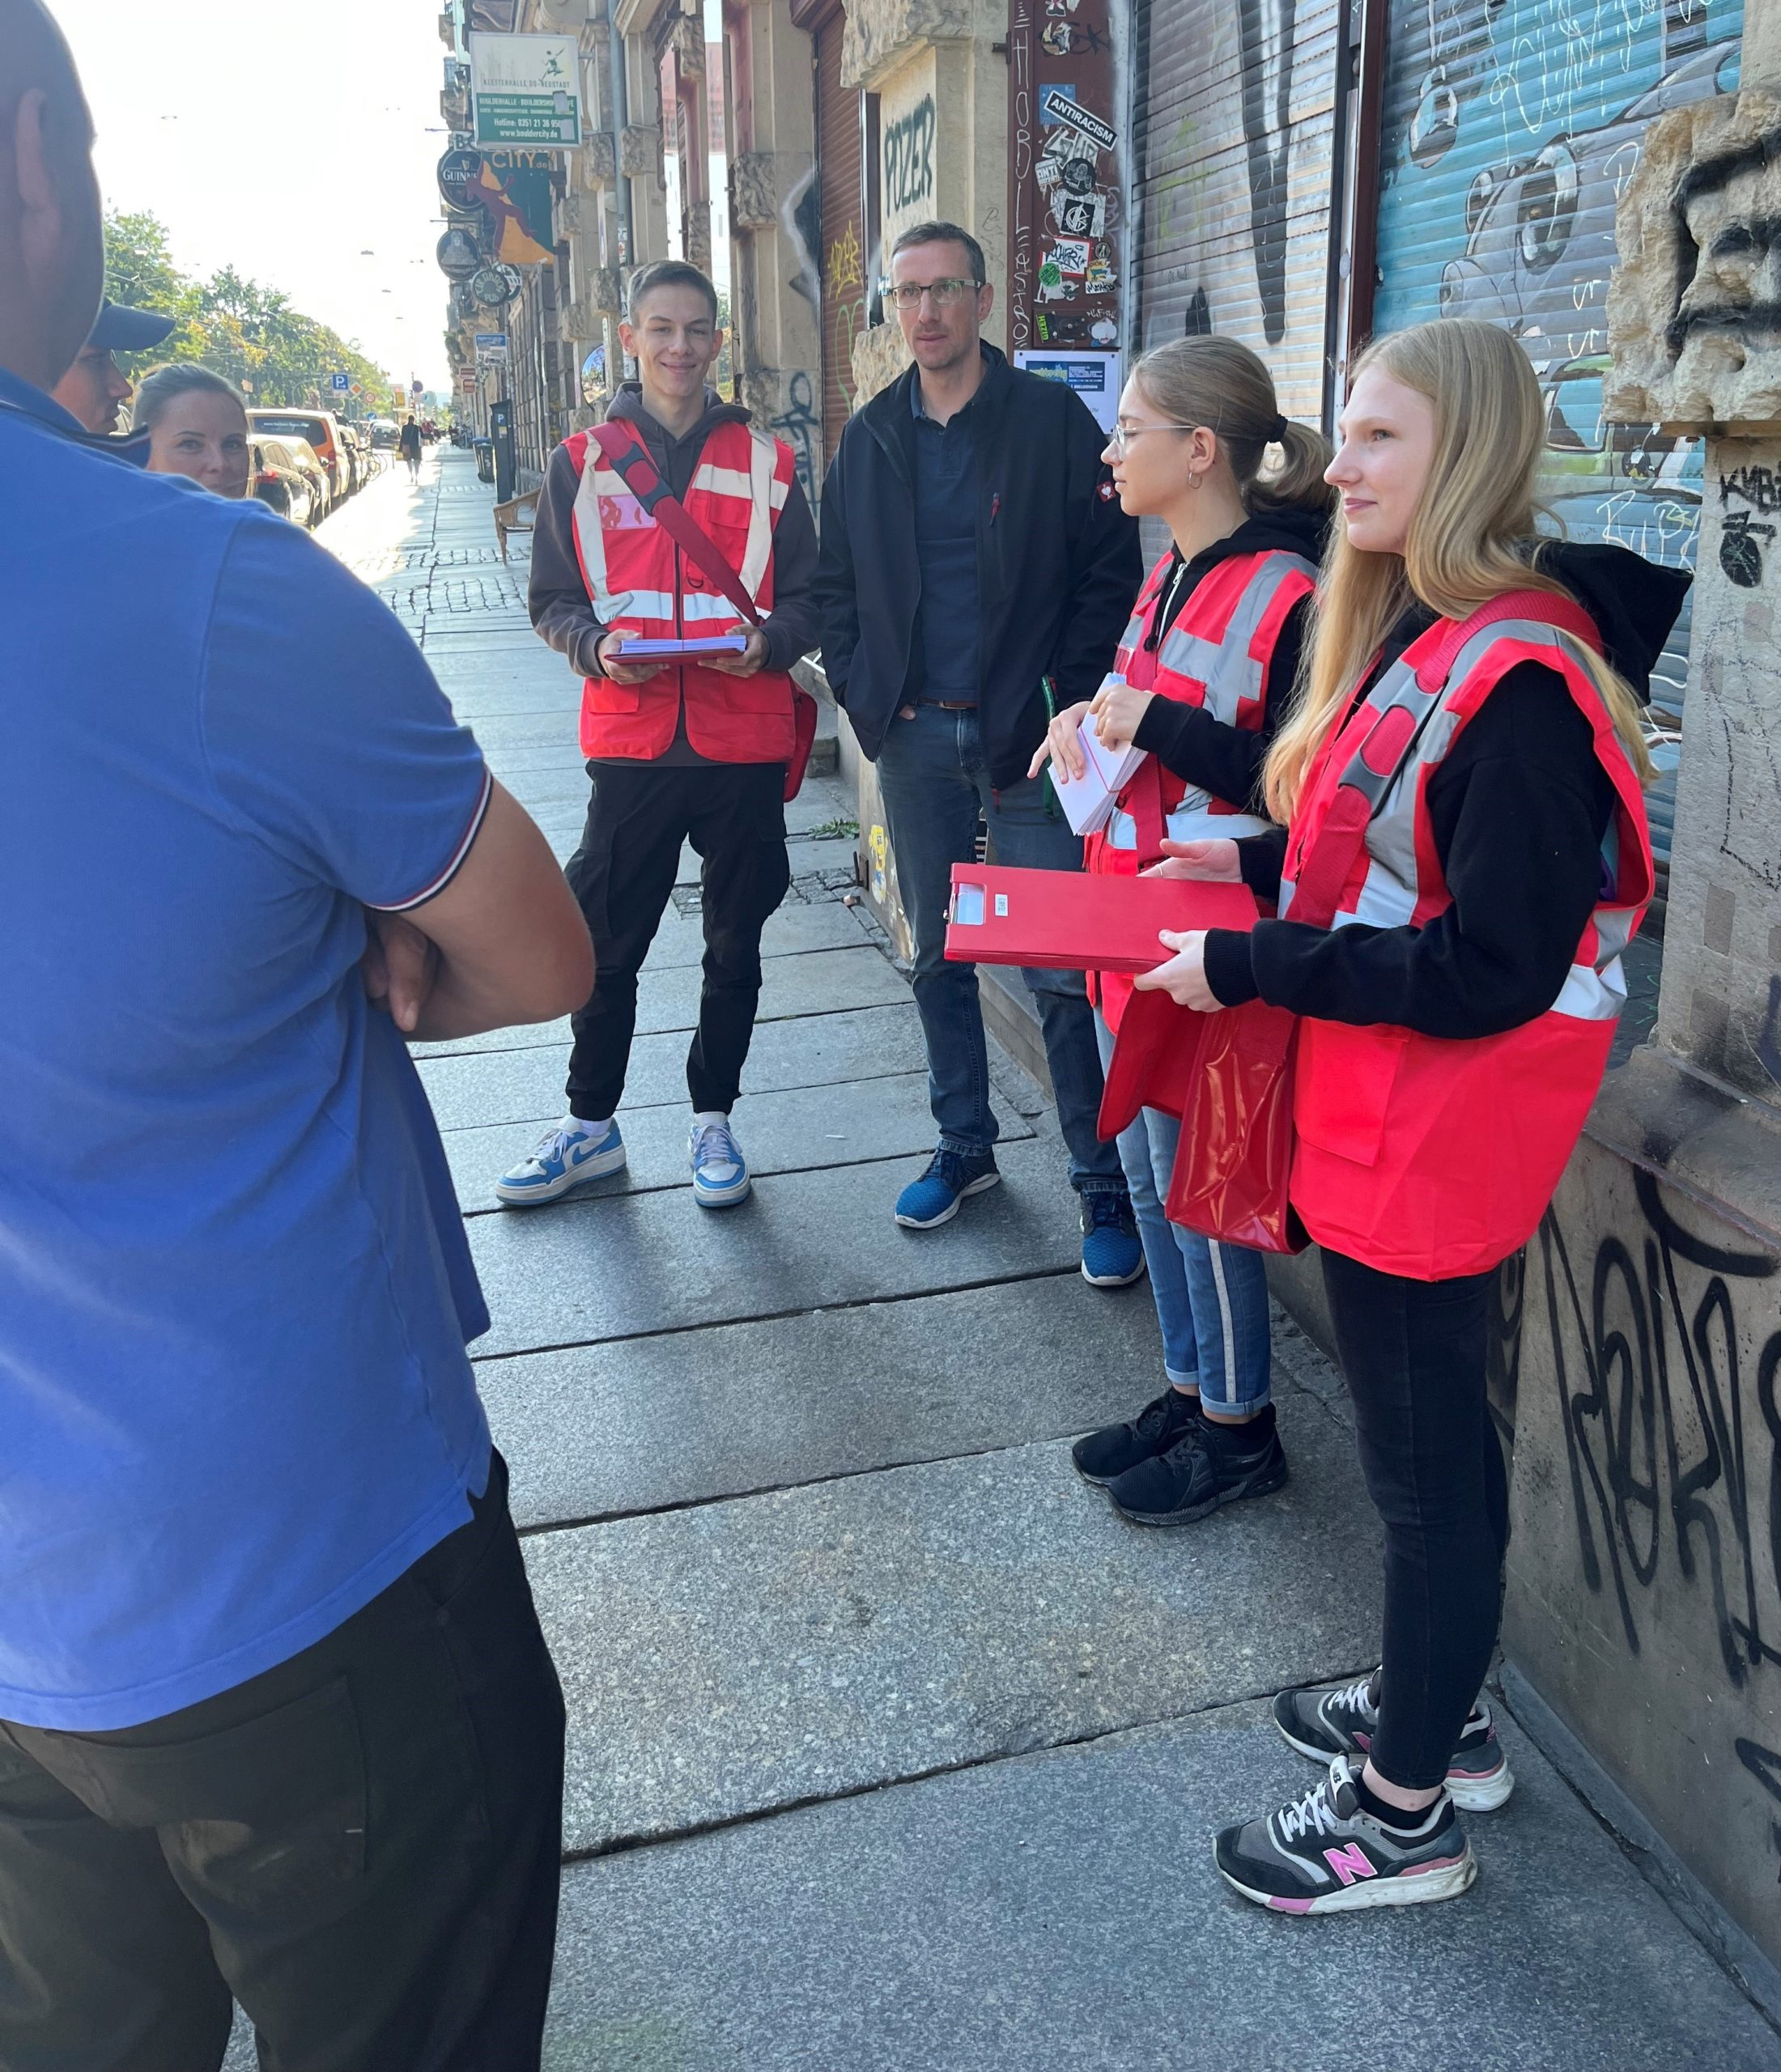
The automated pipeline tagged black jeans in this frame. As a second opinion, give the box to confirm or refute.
[1321,1249,1510,1792]
[565,758,791,1119]
[0,1452,565,2072]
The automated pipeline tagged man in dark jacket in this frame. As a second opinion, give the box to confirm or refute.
[815,221,1145,1285]
[505,259,821,1212]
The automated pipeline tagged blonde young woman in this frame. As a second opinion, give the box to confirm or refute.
[1138,317,1686,1910]
[1031,338,1331,1526]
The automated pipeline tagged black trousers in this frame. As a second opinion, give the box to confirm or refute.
[564,758,790,1120]
[1321,1248,1510,1792]
[0,1452,565,2072]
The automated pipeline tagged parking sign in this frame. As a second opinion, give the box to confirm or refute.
[329,372,349,393]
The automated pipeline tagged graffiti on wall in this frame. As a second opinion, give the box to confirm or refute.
[768,369,821,506]
[1524,1165,1781,1881]
[826,221,867,421]
[1010,0,1123,352]
[1375,0,1743,726]
[882,96,937,227]
[1237,0,1299,345]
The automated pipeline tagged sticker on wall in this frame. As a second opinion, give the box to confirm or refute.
[1043,0,1082,14]
[1056,153,1099,196]
[1039,85,1117,155]
[1038,259,1078,301]
[1090,316,1118,346]
[1054,192,1107,240]
[1084,255,1116,295]
[1040,20,1107,57]
[1048,237,1093,276]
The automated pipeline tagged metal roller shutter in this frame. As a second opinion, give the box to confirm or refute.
[1132,0,1342,422]
[816,19,867,472]
[1371,0,1745,881]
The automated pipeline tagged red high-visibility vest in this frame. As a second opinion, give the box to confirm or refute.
[566,418,798,763]
[1282,603,1653,1280]
[1086,547,1315,1030]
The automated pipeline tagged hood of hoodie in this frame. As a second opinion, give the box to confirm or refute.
[1534,539,1690,704]
[1176,503,1331,584]
[606,383,750,444]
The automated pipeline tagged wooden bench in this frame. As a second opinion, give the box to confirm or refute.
[494,486,541,562]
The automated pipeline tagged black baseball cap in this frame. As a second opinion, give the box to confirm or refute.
[85,299,177,353]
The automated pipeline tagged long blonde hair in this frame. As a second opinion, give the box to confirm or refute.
[1263,319,1653,822]
[1131,336,1334,516]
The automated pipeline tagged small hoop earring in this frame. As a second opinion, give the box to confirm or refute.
[1186,473,1201,490]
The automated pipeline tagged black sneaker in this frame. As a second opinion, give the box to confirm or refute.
[1071,1386,1200,1488]
[1106,1413,1287,1526]
[1273,1670,1515,1811]
[1214,1753,1477,1914]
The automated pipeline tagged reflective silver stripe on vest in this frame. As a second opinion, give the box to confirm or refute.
[1286,622,1630,1022]
[1153,552,1314,727]
[1106,804,1272,850]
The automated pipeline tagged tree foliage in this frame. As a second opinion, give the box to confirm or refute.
[102,210,400,412]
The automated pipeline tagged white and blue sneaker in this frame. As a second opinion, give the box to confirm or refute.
[494,1118,626,1206]
[690,1115,751,1208]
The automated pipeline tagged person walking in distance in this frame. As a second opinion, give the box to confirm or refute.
[399,411,423,482]
[815,221,1146,1284]
[501,259,820,1210]
[1138,318,1685,1911]
[1032,337,1331,1526]
[0,6,593,2060]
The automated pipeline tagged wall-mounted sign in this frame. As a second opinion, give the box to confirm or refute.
[437,226,482,280]
[467,32,580,147]
[474,149,555,265]
[474,331,510,363]
[1014,349,1121,433]
[470,262,523,308]
[437,146,485,213]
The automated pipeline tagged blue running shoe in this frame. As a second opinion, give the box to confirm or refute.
[895,1145,1000,1229]
[1080,1189,1146,1288]
[690,1116,751,1208]
[495,1119,626,1206]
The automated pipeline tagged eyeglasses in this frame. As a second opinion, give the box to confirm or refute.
[1104,422,1198,457]
[880,277,982,310]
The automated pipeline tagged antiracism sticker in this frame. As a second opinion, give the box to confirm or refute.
[1039,86,1116,155]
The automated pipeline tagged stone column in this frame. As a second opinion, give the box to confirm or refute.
[1498,1,1781,1989]
[843,0,1009,405]
[720,0,824,510]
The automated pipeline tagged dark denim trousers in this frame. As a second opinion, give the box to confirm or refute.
[873,703,1123,1193]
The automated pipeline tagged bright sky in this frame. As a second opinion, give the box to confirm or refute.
[61,0,451,389]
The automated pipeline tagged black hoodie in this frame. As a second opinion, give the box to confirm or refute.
[1202,541,1690,1042]
[1128,505,1330,814]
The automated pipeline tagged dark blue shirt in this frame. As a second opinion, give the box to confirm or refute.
[0,367,493,1730]
[910,375,981,704]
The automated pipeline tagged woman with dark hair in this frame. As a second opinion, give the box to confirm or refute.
[135,363,250,499]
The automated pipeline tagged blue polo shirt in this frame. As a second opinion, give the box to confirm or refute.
[0,370,494,1730]
[910,373,981,705]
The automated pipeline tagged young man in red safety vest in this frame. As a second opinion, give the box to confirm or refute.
[502,260,820,1209]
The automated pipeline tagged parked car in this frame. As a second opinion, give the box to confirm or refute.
[369,417,399,450]
[247,409,351,509]
[249,436,325,526]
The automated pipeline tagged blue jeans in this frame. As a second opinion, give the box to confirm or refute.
[1095,1013,1273,1413]
[874,703,1124,1195]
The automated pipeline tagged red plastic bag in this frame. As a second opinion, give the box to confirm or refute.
[1163,1000,1303,1255]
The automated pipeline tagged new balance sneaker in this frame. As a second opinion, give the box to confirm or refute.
[1272,1670,1515,1811]
[1072,1386,1201,1487]
[1214,1753,1477,1915]
[1079,1190,1146,1288]
[1105,1410,1288,1526]
[895,1146,1001,1229]
[690,1117,751,1208]
[494,1119,626,1205]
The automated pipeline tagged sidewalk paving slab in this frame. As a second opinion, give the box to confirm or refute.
[416,1000,928,1129]
[467,1132,1086,1356]
[444,1070,1034,1214]
[479,1274,1158,1526]
[528,1415,1376,1853]
[539,1701,1781,2072]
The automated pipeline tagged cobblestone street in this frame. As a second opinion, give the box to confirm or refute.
[223,448,1781,2070]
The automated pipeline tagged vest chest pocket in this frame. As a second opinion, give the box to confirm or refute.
[1293,1018,1409,1168]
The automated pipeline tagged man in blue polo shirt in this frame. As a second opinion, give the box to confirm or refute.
[0,8,593,2066]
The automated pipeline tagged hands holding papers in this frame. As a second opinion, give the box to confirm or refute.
[1028,677,1159,838]
[1133,836,1245,1013]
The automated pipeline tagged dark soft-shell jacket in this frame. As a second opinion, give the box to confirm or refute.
[814,344,1142,790]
